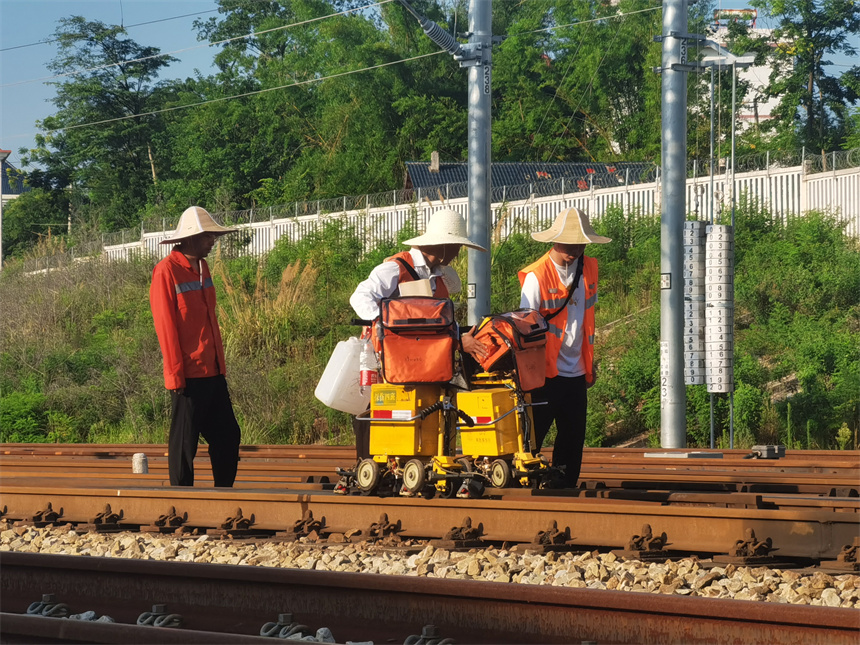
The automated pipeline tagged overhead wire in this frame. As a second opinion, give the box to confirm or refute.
[44,51,446,134]
[546,15,624,162]
[530,20,593,160]
[1,0,395,89]
[0,8,221,52]
[519,6,661,36]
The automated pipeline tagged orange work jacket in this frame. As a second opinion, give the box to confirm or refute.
[384,251,449,299]
[518,252,598,382]
[149,249,227,390]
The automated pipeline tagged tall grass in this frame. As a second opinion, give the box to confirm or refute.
[1,205,856,450]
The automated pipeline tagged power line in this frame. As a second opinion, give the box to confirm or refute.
[46,51,445,134]
[547,19,624,162]
[1,0,394,89]
[519,6,662,37]
[530,21,593,160]
[0,9,221,52]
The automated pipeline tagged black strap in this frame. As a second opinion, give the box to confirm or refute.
[544,255,584,322]
[393,256,421,282]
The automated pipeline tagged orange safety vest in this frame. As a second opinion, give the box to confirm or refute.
[518,252,598,382]
[384,251,449,299]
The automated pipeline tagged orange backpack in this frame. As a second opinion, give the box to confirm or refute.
[473,309,548,391]
[376,297,457,384]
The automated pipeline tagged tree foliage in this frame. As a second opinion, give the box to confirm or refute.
[20,18,178,230]
[748,0,860,150]
[4,0,858,257]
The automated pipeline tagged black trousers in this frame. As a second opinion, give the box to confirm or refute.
[169,375,241,487]
[530,374,588,486]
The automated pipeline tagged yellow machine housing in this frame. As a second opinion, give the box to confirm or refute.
[458,387,521,457]
[368,384,441,457]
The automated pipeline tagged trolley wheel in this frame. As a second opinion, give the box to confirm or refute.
[440,482,458,499]
[356,458,381,493]
[456,457,474,473]
[402,459,427,494]
[490,459,513,488]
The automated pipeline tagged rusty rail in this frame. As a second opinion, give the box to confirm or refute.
[2,551,857,644]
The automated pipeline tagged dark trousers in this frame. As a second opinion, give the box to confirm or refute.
[531,375,588,486]
[169,375,241,487]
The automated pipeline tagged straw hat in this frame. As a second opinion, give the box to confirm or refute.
[531,207,612,245]
[159,206,237,244]
[402,208,487,252]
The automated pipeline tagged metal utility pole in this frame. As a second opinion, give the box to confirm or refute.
[0,149,10,271]
[464,0,492,324]
[398,0,493,325]
[659,0,688,448]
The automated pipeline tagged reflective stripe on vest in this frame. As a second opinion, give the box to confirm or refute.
[175,277,214,294]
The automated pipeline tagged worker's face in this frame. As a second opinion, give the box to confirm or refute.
[551,243,586,266]
[182,233,220,259]
[421,244,462,268]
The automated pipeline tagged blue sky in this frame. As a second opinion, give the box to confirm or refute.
[1,1,856,168]
[1,0,220,166]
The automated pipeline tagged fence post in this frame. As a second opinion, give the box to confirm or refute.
[393,190,396,208]
[561,178,564,200]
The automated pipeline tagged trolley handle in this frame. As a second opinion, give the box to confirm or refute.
[456,409,475,427]
[351,318,374,327]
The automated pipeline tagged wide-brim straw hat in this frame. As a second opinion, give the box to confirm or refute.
[159,206,237,244]
[531,207,612,245]
[402,208,487,252]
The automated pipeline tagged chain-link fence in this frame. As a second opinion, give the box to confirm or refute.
[687,147,860,177]
[15,148,859,274]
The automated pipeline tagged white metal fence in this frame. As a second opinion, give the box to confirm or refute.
[24,157,859,269]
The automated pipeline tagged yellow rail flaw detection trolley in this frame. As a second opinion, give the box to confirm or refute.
[334,301,562,498]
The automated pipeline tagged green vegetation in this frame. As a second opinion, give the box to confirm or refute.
[4,0,858,259]
[1,204,856,451]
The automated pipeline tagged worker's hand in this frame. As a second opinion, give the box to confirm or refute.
[461,327,488,362]
[587,365,597,389]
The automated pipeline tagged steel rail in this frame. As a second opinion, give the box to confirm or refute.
[3,458,856,497]
[3,443,857,465]
[1,484,857,559]
[1,552,857,645]
[0,613,277,644]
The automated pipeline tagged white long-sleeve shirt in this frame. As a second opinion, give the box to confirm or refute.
[519,258,585,377]
[349,247,461,320]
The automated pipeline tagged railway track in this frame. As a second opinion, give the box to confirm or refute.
[1,443,858,644]
[2,551,858,645]
[1,444,858,560]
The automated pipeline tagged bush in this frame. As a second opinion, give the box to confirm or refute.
[0,203,855,450]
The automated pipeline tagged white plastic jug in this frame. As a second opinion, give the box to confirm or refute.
[314,337,370,415]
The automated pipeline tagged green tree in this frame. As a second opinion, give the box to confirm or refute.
[750,0,860,150]
[20,17,177,230]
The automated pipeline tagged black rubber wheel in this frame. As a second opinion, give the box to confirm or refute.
[440,481,459,498]
[456,456,474,473]
[490,459,512,488]
[402,459,427,494]
[356,458,380,493]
